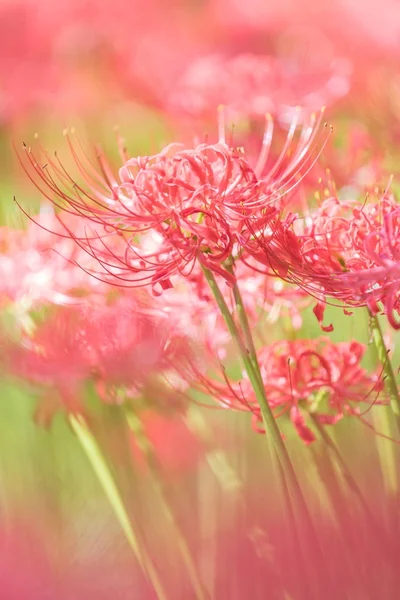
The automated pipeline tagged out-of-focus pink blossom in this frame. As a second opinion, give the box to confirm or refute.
[0,0,207,124]
[0,0,118,124]
[5,307,93,418]
[210,0,400,60]
[305,124,385,194]
[0,523,56,599]
[154,267,231,359]
[5,295,194,422]
[0,213,109,309]
[168,52,350,123]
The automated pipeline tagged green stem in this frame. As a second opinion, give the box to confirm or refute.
[201,265,322,559]
[310,414,388,547]
[373,406,398,497]
[126,410,209,600]
[310,442,358,591]
[368,310,400,433]
[70,414,169,600]
[227,261,316,591]
[225,261,261,379]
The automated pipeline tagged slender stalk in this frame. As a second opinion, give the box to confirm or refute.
[311,415,372,517]
[201,265,322,559]
[226,262,317,592]
[310,414,389,548]
[225,261,261,378]
[310,442,357,594]
[70,414,169,600]
[368,310,400,433]
[126,410,209,600]
[373,406,398,496]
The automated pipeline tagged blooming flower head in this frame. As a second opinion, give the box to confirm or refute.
[248,186,400,328]
[19,111,328,291]
[210,338,382,442]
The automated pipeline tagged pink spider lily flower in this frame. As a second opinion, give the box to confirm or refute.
[248,187,400,328]
[18,110,328,291]
[202,338,382,443]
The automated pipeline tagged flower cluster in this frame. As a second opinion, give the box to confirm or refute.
[11,104,393,444]
[4,4,400,599]
[247,189,400,328]
[5,0,398,452]
[19,110,328,291]
[207,338,382,443]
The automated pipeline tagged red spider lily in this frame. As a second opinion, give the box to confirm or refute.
[18,110,328,290]
[247,188,400,328]
[202,338,382,443]
[167,52,350,124]
[4,296,194,423]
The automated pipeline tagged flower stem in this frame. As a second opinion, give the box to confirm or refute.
[373,406,398,496]
[225,261,261,378]
[126,409,209,600]
[69,414,169,600]
[368,310,400,433]
[310,413,389,548]
[201,265,322,560]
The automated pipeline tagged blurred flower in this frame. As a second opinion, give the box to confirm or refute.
[0,0,205,124]
[167,52,350,124]
[4,295,194,423]
[5,306,92,419]
[0,212,109,311]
